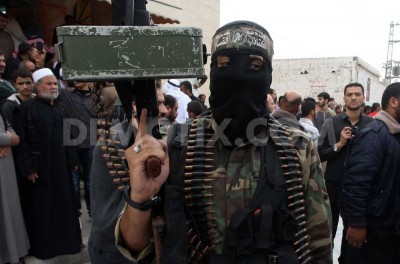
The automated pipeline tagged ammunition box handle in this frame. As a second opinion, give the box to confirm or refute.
[55,42,64,63]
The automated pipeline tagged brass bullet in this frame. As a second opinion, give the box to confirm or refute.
[287,185,303,192]
[186,152,214,157]
[285,178,302,184]
[295,214,306,221]
[185,194,213,200]
[185,158,215,164]
[187,140,215,146]
[288,199,305,207]
[294,206,305,213]
[293,235,309,246]
[282,164,300,169]
[114,163,125,169]
[113,177,129,184]
[189,128,205,133]
[185,165,214,171]
[189,133,214,139]
[298,221,307,226]
[298,249,311,261]
[184,178,214,185]
[189,234,198,244]
[283,171,302,176]
[288,192,304,200]
[295,242,309,254]
[300,256,312,264]
[184,186,213,193]
[106,147,116,153]
[117,170,128,176]
[110,155,120,161]
[187,145,214,151]
[295,227,308,237]
[279,156,299,161]
[114,140,122,146]
[184,171,213,177]
[274,142,295,148]
[277,149,297,154]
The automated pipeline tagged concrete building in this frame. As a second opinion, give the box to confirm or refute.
[272,57,386,105]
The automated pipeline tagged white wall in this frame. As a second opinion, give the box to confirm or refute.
[272,57,385,105]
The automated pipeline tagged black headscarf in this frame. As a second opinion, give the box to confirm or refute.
[209,21,274,144]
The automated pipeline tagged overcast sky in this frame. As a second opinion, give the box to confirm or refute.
[220,0,400,79]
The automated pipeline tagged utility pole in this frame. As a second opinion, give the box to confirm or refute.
[384,22,400,85]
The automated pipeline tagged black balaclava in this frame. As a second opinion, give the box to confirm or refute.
[209,21,274,144]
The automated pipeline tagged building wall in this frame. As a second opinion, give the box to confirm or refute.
[173,0,220,104]
[272,57,386,105]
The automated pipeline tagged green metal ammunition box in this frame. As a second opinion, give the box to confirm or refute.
[56,26,205,81]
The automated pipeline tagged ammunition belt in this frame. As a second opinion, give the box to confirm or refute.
[184,114,312,264]
[268,118,312,264]
[183,111,219,263]
[92,84,129,191]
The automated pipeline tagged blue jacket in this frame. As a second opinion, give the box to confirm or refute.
[343,110,400,229]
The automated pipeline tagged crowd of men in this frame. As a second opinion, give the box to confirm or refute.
[0,49,209,263]
[0,6,399,264]
[265,84,400,264]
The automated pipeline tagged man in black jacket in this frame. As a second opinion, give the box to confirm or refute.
[318,82,373,263]
[58,81,97,217]
[343,82,400,264]
[1,69,34,128]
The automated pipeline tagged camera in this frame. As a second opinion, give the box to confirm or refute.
[350,126,359,136]
[36,42,44,53]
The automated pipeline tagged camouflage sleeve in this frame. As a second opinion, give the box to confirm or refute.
[296,130,333,264]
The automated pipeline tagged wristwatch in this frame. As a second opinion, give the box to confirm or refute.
[333,144,338,152]
[123,185,161,211]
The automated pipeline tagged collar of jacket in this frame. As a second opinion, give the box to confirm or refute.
[374,110,400,134]
[339,111,365,122]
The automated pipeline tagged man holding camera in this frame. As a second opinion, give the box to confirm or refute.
[342,82,400,264]
[318,82,373,264]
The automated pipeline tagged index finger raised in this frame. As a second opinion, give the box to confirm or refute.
[137,108,148,137]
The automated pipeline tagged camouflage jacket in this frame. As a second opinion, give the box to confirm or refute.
[115,116,333,263]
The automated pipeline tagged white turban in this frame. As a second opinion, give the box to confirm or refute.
[33,68,55,83]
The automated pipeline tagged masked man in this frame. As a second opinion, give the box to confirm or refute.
[116,21,332,264]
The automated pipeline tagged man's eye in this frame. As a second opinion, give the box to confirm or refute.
[249,55,264,71]
[217,55,230,68]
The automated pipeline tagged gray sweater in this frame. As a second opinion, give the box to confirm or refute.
[89,121,135,252]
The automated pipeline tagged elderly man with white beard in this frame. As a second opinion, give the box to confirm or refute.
[14,68,82,259]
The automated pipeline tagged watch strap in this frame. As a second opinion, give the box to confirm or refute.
[123,185,161,211]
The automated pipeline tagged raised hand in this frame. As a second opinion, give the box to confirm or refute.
[124,109,169,203]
